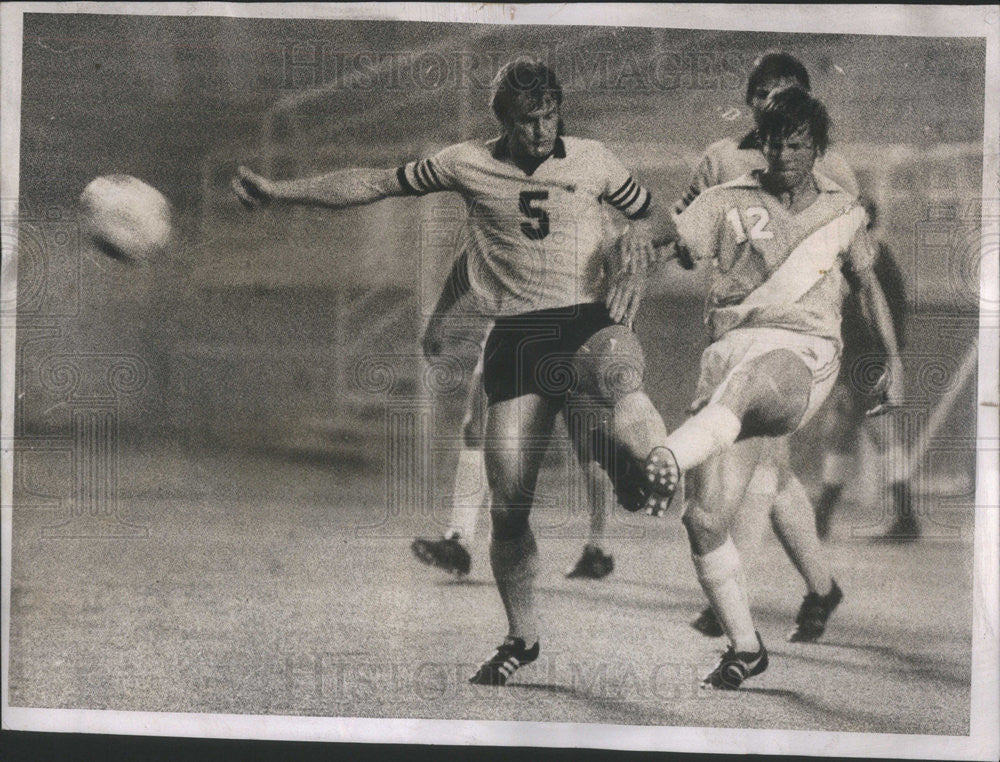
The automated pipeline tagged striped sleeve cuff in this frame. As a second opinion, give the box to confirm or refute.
[672,183,700,215]
[397,158,446,196]
[606,176,652,219]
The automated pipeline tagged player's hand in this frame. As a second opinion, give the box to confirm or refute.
[611,227,657,275]
[231,165,276,208]
[865,360,904,417]
[674,241,696,270]
[606,270,647,328]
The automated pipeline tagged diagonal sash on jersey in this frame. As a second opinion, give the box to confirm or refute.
[717,203,867,324]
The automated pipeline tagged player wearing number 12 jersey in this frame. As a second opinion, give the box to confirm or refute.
[675,51,862,642]
[634,86,903,688]
[232,58,674,687]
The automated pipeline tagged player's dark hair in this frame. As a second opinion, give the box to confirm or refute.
[490,58,563,122]
[756,85,830,154]
[745,51,810,104]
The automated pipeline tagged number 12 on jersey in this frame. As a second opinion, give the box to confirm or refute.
[726,206,774,242]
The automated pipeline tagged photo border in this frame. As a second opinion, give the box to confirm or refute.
[2,3,997,758]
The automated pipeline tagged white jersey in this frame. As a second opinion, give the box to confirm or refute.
[398,136,651,316]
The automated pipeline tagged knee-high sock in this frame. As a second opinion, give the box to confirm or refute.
[692,536,758,653]
[665,404,742,472]
[490,527,540,643]
[770,474,833,596]
[447,447,488,541]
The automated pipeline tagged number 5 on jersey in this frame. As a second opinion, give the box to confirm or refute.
[520,190,550,240]
[726,206,774,242]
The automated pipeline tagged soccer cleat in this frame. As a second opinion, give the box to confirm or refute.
[468,636,539,686]
[565,544,615,579]
[691,606,724,637]
[410,535,471,576]
[788,579,843,642]
[595,434,649,514]
[642,446,680,516]
[701,632,769,690]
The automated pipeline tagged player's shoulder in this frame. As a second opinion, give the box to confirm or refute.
[816,173,861,210]
[433,139,492,165]
[561,136,613,158]
[695,171,758,203]
[815,149,859,196]
[702,136,743,161]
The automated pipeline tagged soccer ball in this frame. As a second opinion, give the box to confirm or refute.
[79,175,172,262]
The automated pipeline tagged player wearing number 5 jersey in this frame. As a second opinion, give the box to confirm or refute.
[232,58,674,687]
[397,131,651,316]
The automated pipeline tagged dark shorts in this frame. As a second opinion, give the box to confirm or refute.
[482,303,617,405]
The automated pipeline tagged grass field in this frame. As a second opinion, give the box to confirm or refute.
[8,443,973,736]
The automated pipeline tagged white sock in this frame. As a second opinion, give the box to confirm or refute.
[665,404,742,471]
[692,537,758,653]
[447,447,487,541]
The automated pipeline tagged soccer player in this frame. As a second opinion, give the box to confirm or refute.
[674,51,859,214]
[674,51,861,640]
[637,86,903,688]
[412,299,616,580]
[232,58,673,686]
[813,196,914,541]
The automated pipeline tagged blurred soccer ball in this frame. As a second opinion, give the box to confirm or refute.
[80,175,172,262]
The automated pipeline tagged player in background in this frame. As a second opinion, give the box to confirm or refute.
[814,196,915,540]
[232,58,674,686]
[675,51,863,640]
[629,86,903,687]
[674,51,859,214]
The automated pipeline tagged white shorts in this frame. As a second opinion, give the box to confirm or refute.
[693,327,841,434]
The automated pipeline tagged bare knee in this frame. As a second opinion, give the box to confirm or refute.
[717,349,812,439]
[682,502,727,555]
[490,506,530,541]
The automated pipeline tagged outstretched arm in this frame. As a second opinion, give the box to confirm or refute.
[232,165,405,210]
[853,264,904,415]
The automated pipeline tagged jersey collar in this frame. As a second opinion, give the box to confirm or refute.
[735,169,844,193]
[491,136,567,167]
